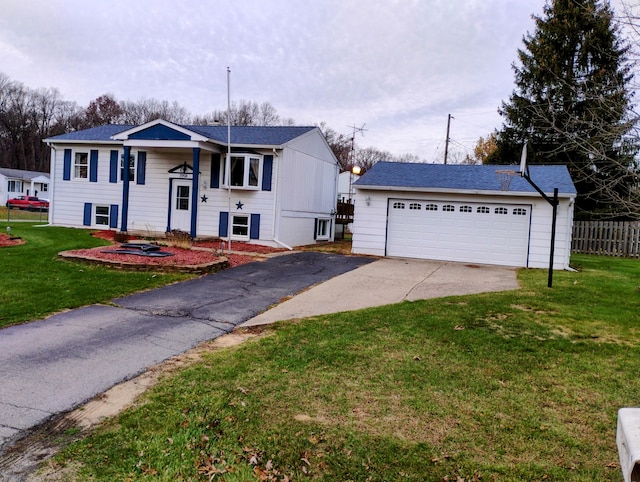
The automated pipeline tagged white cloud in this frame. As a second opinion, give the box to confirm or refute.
[0,0,584,160]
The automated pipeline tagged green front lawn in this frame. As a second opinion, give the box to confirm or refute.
[49,254,640,481]
[0,223,194,328]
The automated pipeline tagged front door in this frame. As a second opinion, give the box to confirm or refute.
[171,180,191,231]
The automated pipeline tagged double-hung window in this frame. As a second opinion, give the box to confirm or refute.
[74,152,88,179]
[120,153,136,182]
[95,205,110,226]
[222,154,261,189]
[232,215,250,239]
[7,180,22,192]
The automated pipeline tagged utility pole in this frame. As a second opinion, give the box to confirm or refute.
[444,114,453,164]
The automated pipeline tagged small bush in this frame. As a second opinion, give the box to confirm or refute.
[165,229,192,249]
[113,231,129,243]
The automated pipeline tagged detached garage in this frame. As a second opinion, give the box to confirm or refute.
[351,162,576,269]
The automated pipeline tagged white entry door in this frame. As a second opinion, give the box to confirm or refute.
[172,180,191,231]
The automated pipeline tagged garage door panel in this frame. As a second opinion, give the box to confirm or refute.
[386,199,530,267]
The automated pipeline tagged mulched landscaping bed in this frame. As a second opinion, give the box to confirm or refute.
[58,231,271,273]
[0,233,25,247]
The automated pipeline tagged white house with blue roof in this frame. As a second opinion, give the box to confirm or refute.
[351,162,576,269]
[45,119,339,247]
[0,168,50,204]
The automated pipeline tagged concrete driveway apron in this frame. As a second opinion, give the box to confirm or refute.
[0,252,374,453]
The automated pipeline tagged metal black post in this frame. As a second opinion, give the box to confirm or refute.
[522,173,559,288]
[548,188,558,288]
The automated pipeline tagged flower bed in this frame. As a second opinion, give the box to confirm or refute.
[59,231,265,272]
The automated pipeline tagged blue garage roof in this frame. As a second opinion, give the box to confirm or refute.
[46,123,316,146]
[354,161,576,195]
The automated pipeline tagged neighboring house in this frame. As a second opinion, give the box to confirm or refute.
[44,119,339,247]
[0,168,50,205]
[352,162,576,269]
[337,170,360,202]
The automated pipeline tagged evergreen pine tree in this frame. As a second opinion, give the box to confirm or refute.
[493,0,639,219]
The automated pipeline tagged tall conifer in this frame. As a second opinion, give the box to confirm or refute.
[494,0,639,219]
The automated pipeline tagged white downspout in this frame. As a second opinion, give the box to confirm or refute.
[45,142,56,226]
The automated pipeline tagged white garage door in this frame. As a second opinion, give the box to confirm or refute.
[386,199,531,267]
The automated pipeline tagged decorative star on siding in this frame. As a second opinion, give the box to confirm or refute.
[236,201,244,210]
[201,195,208,203]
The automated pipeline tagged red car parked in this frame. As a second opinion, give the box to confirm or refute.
[6,196,49,211]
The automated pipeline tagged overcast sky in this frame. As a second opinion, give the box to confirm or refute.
[0,0,631,162]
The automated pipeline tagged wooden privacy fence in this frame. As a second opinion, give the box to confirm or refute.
[572,221,640,257]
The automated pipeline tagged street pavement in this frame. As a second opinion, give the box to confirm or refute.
[0,251,374,453]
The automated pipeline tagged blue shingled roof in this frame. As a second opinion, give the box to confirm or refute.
[46,125,134,141]
[354,161,576,195]
[46,123,316,146]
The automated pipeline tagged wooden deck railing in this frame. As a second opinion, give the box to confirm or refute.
[336,201,354,225]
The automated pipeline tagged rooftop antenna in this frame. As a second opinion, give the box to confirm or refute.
[346,123,367,169]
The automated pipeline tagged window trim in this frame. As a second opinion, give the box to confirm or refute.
[221,154,262,190]
[231,214,250,240]
[316,218,331,241]
[95,205,110,226]
[120,153,136,182]
[74,152,89,179]
[7,180,22,192]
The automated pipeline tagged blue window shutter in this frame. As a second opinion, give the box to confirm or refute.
[262,155,273,191]
[89,150,98,182]
[210,154,220,188]
[83,203,92,226]
[250,214,260,239]
[63,149,72,181]
[136,151,146,185]
[219,211,229,237]
[109,150,118,183]
[109,204,119,228]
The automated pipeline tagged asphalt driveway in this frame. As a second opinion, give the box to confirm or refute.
[0,252,373,454]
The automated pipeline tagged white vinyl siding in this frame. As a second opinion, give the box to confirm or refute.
[352,190,574,269]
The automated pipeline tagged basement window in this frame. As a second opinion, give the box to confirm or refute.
[316,218,331,241]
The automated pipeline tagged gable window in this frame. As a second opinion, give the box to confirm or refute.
[7,180,22,192]
[222,154,261,189]
[316,218,331,241]
[120,153,136,182]
[232,214,250,239]
[74,152,88,179]
[95,205,110,225]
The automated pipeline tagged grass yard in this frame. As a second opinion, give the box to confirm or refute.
[0,222,194,328]
[46,254,640,481]
[0,205,49,222]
